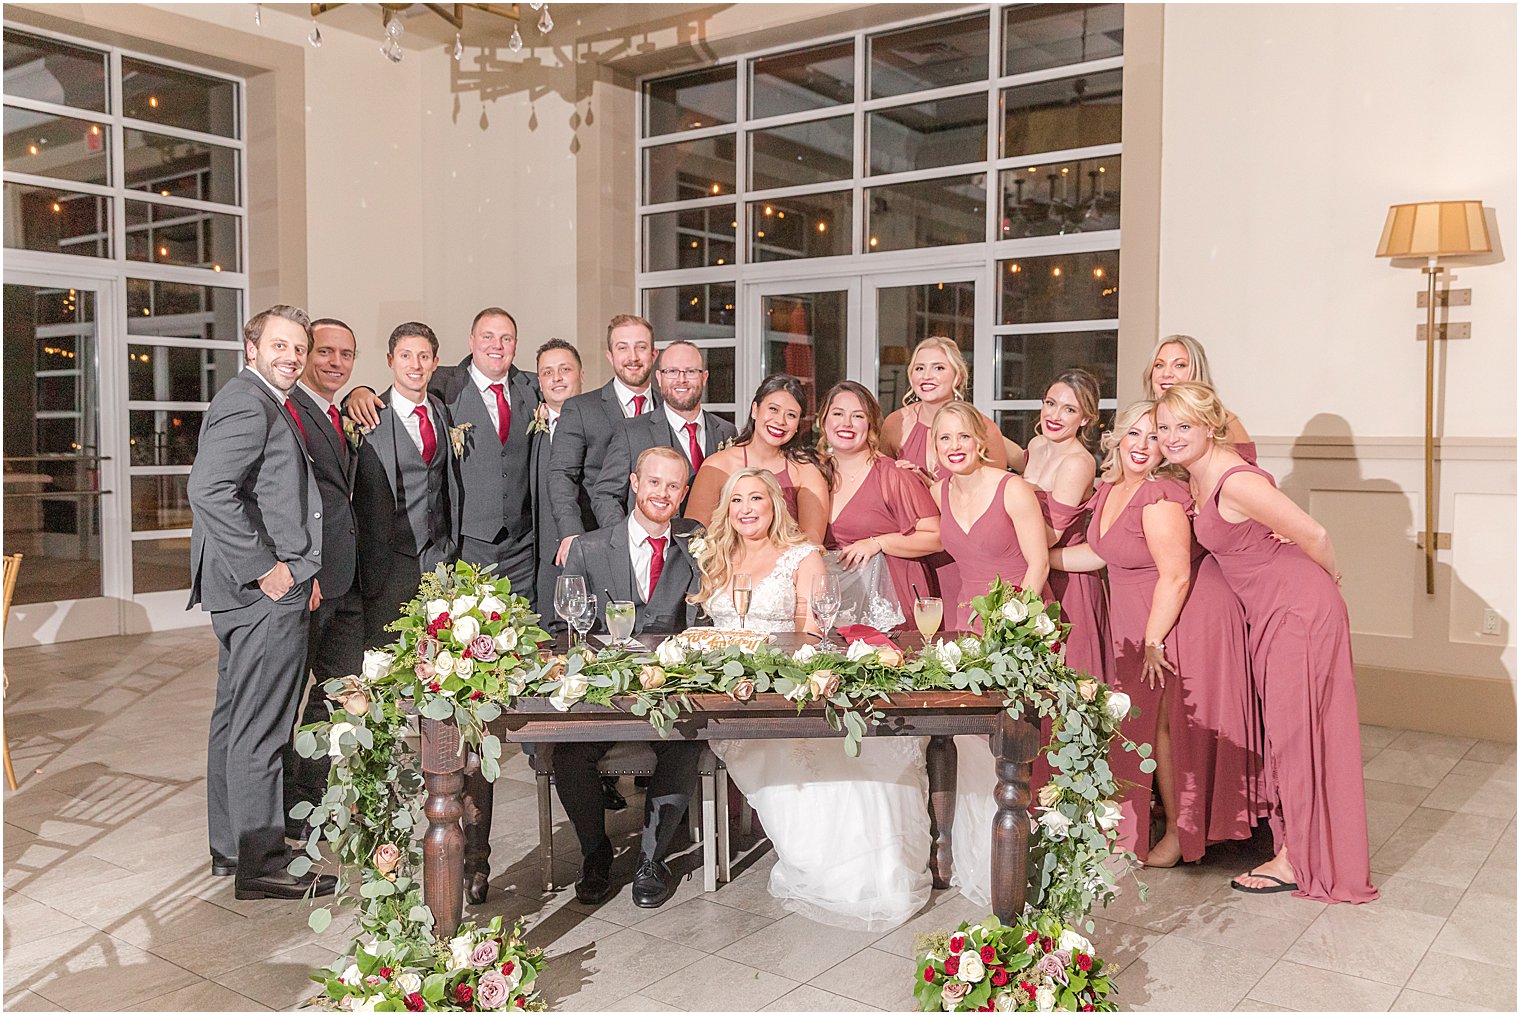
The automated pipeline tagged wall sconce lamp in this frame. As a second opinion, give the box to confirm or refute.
[1375,200,1491,595]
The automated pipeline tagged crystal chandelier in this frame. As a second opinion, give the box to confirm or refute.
[284,3,553,63]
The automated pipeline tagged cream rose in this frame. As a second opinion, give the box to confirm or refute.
[1095,799,1122,832]
[656,638,686,667]
[1037,783,1062,808]
[1000,600,1028,623]
[447,934,474,972]
[450,594,479,618]
[1038,808,1072,839]
[730,678,756,702]
[1105,691,1132,722]
[549,670,590,711]
[426,598,449,622]
[493,627,519,654]
[455,655,475,678]
[876,645,904,668]
[451,614,482,647]
[1035,986,1056,1012]
[478,594,506,618]
[809,668,840,699]
[993,990,1018,1012]
[339,963,362,986]
[792,643,817,663]
[955,950,986,983]
[783,680,812,702]
[639,665,667,691]
[845,640,874,662]
[1057,929,1092,955]
[433,650,456,677]
[328,722,356,759]
[1032,612,1057,638]
[395,972,422,995]
[1076,679,1098,702]
[361,649,393,682]
[936,639,963,671]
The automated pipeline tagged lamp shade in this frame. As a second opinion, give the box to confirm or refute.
[1376,200,1491,258]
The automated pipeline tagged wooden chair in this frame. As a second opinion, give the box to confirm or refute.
[2,553,23,790]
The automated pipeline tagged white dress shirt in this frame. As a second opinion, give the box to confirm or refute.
[664,404,704,466]
[612,378,654,418]
[547,406,562,439]
[388,388,433,457]
[246,365,292,406]
[468,362,507,433]
[627,512,672,603]
[296,380,336,418]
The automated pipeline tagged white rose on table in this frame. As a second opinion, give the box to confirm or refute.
[956,950,986,982]
[549,670,590,711]
[361,649,393,682]
[958,636,982,658]
[1035,985,1056,1012]
[426,598,449,622]
[395,972,422,995]
[433,650,456,677]
[846,640,874,662]
[792,643,816,663]
[1032,612,1057,638]
[455,655,475,678]
[935,639,963,671]
[451,614,481,647]
[1000,599,1028,623]
[494,627,519,654]
[1038,808,1072,840]
[1056,929,1092,955]
[478,594,506,618]
[450,594,479,618]
[1104,691,1132,722]
[447,934,474,972]
[783,680,812,702]
[1095,799,1122,832]
[328,722,356,759]
[656,638,686,667]
[506,672,527,697]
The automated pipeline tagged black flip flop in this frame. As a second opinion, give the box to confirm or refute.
[1230,872,1298,895]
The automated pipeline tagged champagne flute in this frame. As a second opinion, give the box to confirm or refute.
[732,573,753,630]
[810,573,841,649]
[605,599,636,647]
[554,574,588,650]
[914,596,943,642]
[571,594,597,650]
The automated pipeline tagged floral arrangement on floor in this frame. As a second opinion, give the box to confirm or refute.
[295,565,1142,1008]
[915,914,1116,1012]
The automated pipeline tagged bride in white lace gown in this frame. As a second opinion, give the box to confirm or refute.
[693,467,933,931]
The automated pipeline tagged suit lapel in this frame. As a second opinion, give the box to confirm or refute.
[295,387,348,472]
[608,521,637,604]
[373,388,400,499]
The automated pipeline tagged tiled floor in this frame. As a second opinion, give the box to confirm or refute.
[3,629,1515,1011]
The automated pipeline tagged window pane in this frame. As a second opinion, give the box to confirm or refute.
[129,408,204,466]
[999,250,1119,323]
[869,12,989,99]
[762,291,848,417]
[128,343,240,403]
[1003,4,1124,75]
[1001,69,1122,158]
[4,106,108,185]
[130,474,192,531]
[750,41,854,119]
[998,407,1113,451]
[868,93,987,175]
[125,199,241,271]
[748,115,853,191]
[876,281,976,410]
[1000,154,1120,239]
[124,128,240,206]
[642,206,736,272]
[644,65,736,137]
[997,330,1118,400]
[703,345,736,405]
[748,192,851,262]
[121,58,238,138]
[643,134,737,204]
[127,279,242,341]
[132,535,190,594]
[2,30,108,111]
[866,173,986,253]
[3,183,110,258]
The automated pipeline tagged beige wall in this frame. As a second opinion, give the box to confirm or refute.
[1158,3,1517,737]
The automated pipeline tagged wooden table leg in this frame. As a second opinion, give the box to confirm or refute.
[926,735,958,890]
[991,710,1040,923]
[421,716,466,938]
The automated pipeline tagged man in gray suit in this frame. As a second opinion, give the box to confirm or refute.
[351,322,463,648]
[557,447,704,909]
[528,338,591,625]
[281,318,362,830]
[188,304,336,900]
[548,314,659,566]
[592,340,738,527]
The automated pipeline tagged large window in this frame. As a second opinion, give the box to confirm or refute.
[3,24,246,616]
[636,3,1122,438]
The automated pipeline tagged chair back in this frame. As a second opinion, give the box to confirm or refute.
[1,553,20,635]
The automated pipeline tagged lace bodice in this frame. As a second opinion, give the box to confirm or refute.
[705,543,818,633]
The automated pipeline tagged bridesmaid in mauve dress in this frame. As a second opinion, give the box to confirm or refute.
[1053,402,1265,867]
[817,382,942,624]
[1156,382,1376,903]
[1144,333,1257,465]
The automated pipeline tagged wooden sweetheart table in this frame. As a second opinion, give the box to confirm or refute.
[418,631,1040,936]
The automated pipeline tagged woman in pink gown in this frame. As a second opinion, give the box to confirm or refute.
[1156,383,1376,904]
[817,382,942,625]
[1052,402,1265,866]
[1143,334,1257,465]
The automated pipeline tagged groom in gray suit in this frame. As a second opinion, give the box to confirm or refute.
[188,304,336,900]
[557,446,704,909]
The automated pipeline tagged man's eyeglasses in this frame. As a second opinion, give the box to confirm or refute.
[658,368,706,379]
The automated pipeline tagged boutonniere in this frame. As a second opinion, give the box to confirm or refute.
[677,526,709,560]
[448,422,472,457]
[715,436,736,452]
[342,418,369,450]
[527,403,551,436]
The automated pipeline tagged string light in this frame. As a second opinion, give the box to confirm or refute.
[148,96,159,108]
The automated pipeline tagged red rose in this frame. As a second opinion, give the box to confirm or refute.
[1040,936,1054,953]
[1024,932,1039,945]
[515,999,525,1009]
[491,611,502,622]
[462,647,472,659]
[923,967,935,983]
[378,967,392,978]
[454,983,474,1005]
[404,994,426,1012]
[471,690,484,701]
[944,955,960,976]
[1050,641,1063,653]
[980,945,996,964]
[991,966,1008,987]
[502,961,515,976]
[437,612,451,628]
[1082,1006,1094,1012]
[949,932,965,955]
[1020,981,1035,998]
[1076,953,1093,972]
[428,681,441,693]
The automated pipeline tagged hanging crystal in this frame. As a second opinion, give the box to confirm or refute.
[384,41,403,63]
[254,4,261,26]
[386,15,405,41]
[508,25,523,52]
[538,3,553,34]
[453,31,462,61]
[529,2,543,9]
[309,18,323,47]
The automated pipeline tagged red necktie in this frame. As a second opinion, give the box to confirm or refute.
[414,405,436,463]
[647,535,666,601]
[284,399,307,442]
[685,421,704,471]
[631,394,646,417]
[327,404,343,439]
[488,382,510,443]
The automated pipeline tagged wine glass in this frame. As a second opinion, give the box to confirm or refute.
[731,573,753,630]
[810,573,841,649]
[605,599,637,647]
[554,574,588,649]
[914,596,943,642]
[571,594,597,650]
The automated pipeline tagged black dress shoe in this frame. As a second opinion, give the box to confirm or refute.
[210,853,238,878]
[600,776,627,812]
[465,871,490,905]
[574,864,615,905]
[234,868,337,901]
[631,858,676,909]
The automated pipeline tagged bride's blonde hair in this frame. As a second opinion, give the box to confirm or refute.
[689,467,808,608]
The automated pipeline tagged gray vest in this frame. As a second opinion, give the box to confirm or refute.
[390,414,450,563]
[452,383,532,543]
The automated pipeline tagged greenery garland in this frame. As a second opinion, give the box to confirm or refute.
[297,561,1146,1009]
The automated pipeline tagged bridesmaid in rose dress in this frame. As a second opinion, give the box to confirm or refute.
[1155,382,1376,903]
[1051,402,1264,867]
[1144,334,1257,465]
[818,382,943,623]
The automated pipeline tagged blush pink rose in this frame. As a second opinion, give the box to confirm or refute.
[469,635,498,662]
[471,939,500,968]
